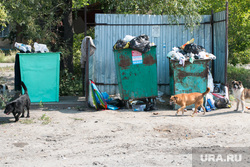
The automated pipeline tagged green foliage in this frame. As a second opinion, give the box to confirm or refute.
[0,50,16,63]
[199,0,250,65]
[89,0,203,29]
[73,0,88,9]
[40,114,51,125]
[58,27,95,96]
[20,119,34,124]
[60,69,83,96]
[227,64,250,89]
[73,27,95,73]
[0,3,8,27]
[39,101,44,108]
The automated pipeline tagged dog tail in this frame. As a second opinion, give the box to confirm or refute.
[21,81,28,94]
[202,87,210,96]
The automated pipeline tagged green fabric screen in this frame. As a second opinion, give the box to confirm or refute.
[19,52,60,102]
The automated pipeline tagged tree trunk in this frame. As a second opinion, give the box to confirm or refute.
[63,0,74,73]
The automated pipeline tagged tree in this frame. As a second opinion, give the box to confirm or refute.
[198,0,250,65]
[0,3,8,27]
[2,0,76,71]
[89,0,203,29]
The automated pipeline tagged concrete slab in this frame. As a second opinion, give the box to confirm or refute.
[30,96,87,109]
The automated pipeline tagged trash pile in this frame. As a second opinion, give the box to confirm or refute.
[88,79,125,110]
[113,34,156,53]
[167,38,216,66]
[15,42,49,53]
[195,85,231,113]
[88,80,156,111]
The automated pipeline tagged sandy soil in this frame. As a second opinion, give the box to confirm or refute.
[1,64,250,167]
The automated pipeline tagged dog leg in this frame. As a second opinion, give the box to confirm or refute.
[235,99,239,111]
[182,108,187,115]
[192,104,202,116]
[14,112,21,122]
[176,106,185,116]
[191,108,198,117]
[26,106,30,118]
[201,105,206,115]
[21,109,25,117]
[241,101,245,113]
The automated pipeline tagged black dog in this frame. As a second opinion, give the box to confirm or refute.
[4,82,31,122]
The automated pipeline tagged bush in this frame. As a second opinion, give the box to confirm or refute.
[59,69,83,96]
[0,50,17,63]
[59,28,95,96]
[227,64,250,88]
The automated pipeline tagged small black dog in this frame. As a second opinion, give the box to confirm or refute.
[4,82,31,122]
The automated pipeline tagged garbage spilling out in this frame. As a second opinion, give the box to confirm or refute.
[167,39,216,66]
[15,42,49,53]
[113,34,156,53]
[89,79,127,111]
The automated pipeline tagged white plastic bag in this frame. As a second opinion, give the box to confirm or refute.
[15,42,31,53]
[123,35,135,42]
[34,42,49,53]
[208,70,214,93]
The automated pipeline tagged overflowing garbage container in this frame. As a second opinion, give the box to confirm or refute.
[169,59,211,109]
[113,38,157,110]
[167,39,216,110]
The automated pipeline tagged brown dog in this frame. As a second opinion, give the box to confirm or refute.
[232,80,250,113]
[170,87,210,116]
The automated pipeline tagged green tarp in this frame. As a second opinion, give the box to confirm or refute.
[19,52,60,102]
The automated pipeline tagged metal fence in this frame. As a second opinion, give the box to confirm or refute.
[93,11,227,95]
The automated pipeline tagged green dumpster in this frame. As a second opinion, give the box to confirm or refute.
[19,52,60,102]
[170,59,210,109]
[113,46,157,101]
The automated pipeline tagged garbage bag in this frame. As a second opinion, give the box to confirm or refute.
[34,42,49,53]
[184,43,205,54]
[107,99,125,108]
[113,39,130,50]
[215,98,231,108]
[15,42,32,53]
[129,34,151,53]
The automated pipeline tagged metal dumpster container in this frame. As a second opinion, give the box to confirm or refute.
[170,59,210,109]
[113,46,157,101]
[18,52,60,103]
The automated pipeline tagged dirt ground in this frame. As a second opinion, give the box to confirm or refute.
[1,64,250,167]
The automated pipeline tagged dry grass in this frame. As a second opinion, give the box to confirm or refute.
[0,50,16,63]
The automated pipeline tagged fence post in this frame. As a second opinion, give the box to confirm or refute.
[85,38,90,106]
[224,1,229,85]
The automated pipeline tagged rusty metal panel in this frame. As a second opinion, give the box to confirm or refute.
[170,59,210,109]
[113,46,157,100]
[94,13,224,95]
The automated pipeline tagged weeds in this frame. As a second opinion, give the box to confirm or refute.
[0,66,14,72]
[227,64,250,88]
[20,119,34,124]
[0,94,11,109]
[0,50,16,63]
[39,101,44,108]
[40,114,51,125]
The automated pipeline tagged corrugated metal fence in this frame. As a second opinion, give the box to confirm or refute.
[93,11,227,95]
